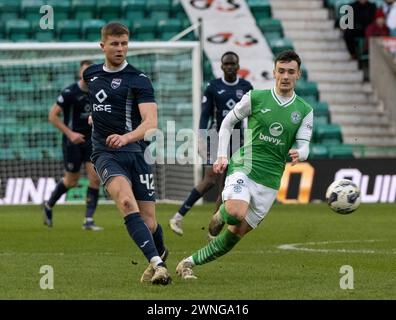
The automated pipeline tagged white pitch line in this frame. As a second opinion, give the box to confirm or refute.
[277,240,396,255]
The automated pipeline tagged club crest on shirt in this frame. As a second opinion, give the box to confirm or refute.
[291,111,302,124]
[111,78,122,89]
[236,89,244,99]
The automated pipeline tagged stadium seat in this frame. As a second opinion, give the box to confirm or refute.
[247,0,272,20]
[18,147,45,160]
[72,0,96,21]
[0,1,20,21]
[203,58,214,81]
[82,20,107,41]
[268,38,294,56]
[0,149,16,160]
[133,20,158,41]
[0,22,5,40]
[314,114,329,125]
[313,101,331,123]
[296,81,319,102]
[300,64,309,81]
[21,0,44,23]
[33,23,55,42]
[123,0,146,21]
[309,144,329,159]
[97,0,122,21]
[57,20,81,42]
[314,124,343,145]
[47,0,71,21]
[0,127,15,150]
[170,0,186,19]
[47,147,63,160]
[158,19,183,40]
[146,0,170,20]
[334,0,353,19]
[328,144,354,159]
[6,19,30,42]
[257,18,283,41]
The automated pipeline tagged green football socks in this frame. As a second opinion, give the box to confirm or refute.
[192,229,241,265]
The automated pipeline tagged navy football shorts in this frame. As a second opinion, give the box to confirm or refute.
[91,151,155,202]
[63,139,92,173]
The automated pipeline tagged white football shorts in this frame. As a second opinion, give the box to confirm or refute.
[222,172,277,229]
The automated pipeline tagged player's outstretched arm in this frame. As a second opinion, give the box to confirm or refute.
[48,103,85,144]
[106,102,157,148]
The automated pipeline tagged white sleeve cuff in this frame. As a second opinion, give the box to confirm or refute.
[295,140,310,161]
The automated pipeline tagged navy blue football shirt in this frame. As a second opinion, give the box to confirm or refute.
[83,62,156,153]
[56,82,91,139]
[199,77,253,131]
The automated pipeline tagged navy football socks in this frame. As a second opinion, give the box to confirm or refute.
[47,180,68,208]
[124,213,162,265]
[85,187,99,218]
[178,188,202,216]
[152,224,166,257]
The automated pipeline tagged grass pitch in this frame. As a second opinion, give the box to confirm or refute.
[0,203,395,300]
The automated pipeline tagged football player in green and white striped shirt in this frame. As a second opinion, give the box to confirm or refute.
[176,50,314,280]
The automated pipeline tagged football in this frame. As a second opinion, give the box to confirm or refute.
[325,179,361,214]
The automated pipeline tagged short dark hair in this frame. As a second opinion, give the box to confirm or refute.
[80,60,93,67]
[274,50,301,69]
[221,51,239,63]
[101,22,129,41]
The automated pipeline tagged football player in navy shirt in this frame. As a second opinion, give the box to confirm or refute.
[169,52,253,236]
[82,22,170,285]
[43,60,103,231]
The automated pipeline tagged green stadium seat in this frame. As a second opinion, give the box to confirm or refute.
[314,115,329,125]
[257,18,283,41]
[57,20,81,42]
[309,144,329,159]
[97,0,122,21]
[133,20,157,41]
[123,0,146,21]
[0,22,5,40]
[335,0,353,19]
[158,19,183,40]
[82,19,107,41]
[33,23,56,42]
[296,81,319,101]
[72,0,96,21]
[170,0,186,19]
[6,19,30,42]
[21,0,44,23]
[325,0,338,8]
[146,0,170,20]
[312,101,331,123]
[18,147,45,160]
[47,147,63,160]
[328,144,354,159]
[314,124,343,145]
[248,0,272,20]
[0,1,20,21]
[299,64,309,81]
[0,149,16,160]
[268,38,294,56]
[203,59,214,81]
[47,0,71,21]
